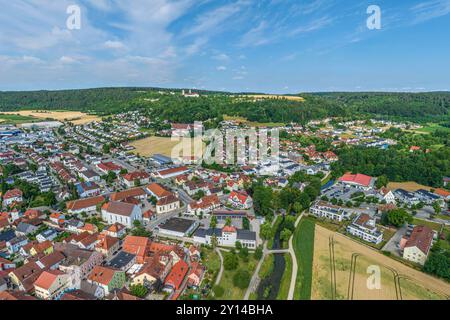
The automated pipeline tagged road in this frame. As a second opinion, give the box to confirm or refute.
[286,211,304,300]
[214,248,224,286]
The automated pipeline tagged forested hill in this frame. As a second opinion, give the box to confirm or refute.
[0,88,449,124]
[314,92,450,123]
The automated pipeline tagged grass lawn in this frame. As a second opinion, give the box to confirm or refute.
[276,253,292,300]
[258,254,274,279]
[202,248,221,284]
[218,254,257,300]
[436,214,450,221]
[412,218,443,231]
[293,216,316,300]
[0,114,39,124]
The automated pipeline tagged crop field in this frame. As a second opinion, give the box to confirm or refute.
[387,181,433,192]
[241,94,305,102]
[311,226,450,300]
[129,136,205,158]
[0,110,101,125]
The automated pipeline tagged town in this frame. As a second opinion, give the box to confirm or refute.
[0,104,449,301]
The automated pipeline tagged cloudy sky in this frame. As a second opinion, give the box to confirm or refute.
[0,0,450,92]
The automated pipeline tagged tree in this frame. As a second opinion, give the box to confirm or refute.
[375,175,389,189]
[235,241,242,251]
[386,209,413,227]
[233,269,251,289]
[432,202,442,215]
[423,251,450,281]
[210,216,218,229]
[239,247,249,260]
[260,222,273,240]
[213,285,224,298]
[280,228,293,242]
[254,246,263,260]
[225,217,232,227]
[130,284,148,298]
[223,252,238,270]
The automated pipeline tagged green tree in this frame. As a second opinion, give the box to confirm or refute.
[233,269,251,289]
[386,209,413,227]
[280,228,293,242]
[210,216,218,229]
[223,252,238,271]
[130,284,148,298]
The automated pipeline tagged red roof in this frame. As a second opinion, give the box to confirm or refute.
[34,270,65,291]
[405,225,434,255]
[228,191,249,204]
[122,171,150,182]
[223,225,237,233]
[338,173,373,187]
[157,166,189,177]
[3,189,23,200]
[164,260,188,290]
[98,162,122,172]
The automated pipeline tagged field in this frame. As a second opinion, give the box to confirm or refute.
[415,124,450,134]
[0,113,39,124]
[241,94,305,102]
[311,225,450,300]
[293,217,316,300]
[218,254,257,300]
[0,110,101,125]
[129,136,205,158]
[387,181,433,192]
[223,115,285,128]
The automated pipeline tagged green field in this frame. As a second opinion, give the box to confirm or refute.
[0,114,38,124]
[218,253,257,300]
[416,124,450,134]
[293,217,316,300]
[412,218,443,232]
[277,253,292,300]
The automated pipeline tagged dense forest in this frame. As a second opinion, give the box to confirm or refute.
[315,92,450,124]
[331,146,450,187]
[1,88,449,124]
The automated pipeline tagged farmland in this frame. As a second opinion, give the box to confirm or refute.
[311,225,450,300]
[387,181,433,192]
[129,136,205,158]
[0,110,101,125]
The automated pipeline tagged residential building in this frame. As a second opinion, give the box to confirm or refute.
[87,266,126,298]
[347,214,383,244]
[34,270,72,300]
[194,226,257,249]
[101,201,142,228]
[401,225,435,265]
[309,201,351,222]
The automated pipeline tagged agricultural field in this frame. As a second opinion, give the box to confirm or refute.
[0,110,101,125]
[223,115,285,128]
[311,225,450,300]
[293,217,316,300]
[387,181,433,192]
[129,136,205,158]
[0,113,39,124]
[241,94,305,102]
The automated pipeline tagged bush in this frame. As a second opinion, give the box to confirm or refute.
[212,285,224,297]
[223,252,238,270]
[233,269,251,289]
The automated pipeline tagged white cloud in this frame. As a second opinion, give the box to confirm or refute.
[217,66,227,71]
[410,0,450,23]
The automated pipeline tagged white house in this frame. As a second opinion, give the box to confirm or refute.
[401,225,435,265]
[101,201,142,228]
[347,214,383,244]
[194,226,257,249]
[156,195,181,214]
[309,201,351,222]
[227,191,253,210]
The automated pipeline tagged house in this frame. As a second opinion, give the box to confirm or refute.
[394,189,420,206]
[434,188,450,202]
[158,218,199,238]
[75,182,101,198]
[146,183,172,200]
[57,244,103,288]
[156,195,181,214]
[95,235,120,258]
[347,214,383,244]
[106,251,136,272]
[34,270,72,300]
[415,189,443,205]
[110,187,147,202]
[0,257,16,271]
[66,219,84,233]
[188,245,201,261]
[3,189,23,207]
[379,188,396,204]
[227,191,253,210]
[6,236,28,254]
[155,166,190,179]
[187,262,205,288]
[8,261,44,293]
[101,202,142,228]
[164,259,188,292]
[36,229,58,243]
[409,146,421,152]
[87,266,126,298]
[338,173,375,190]
[15,222,39,236]
[187,195,221,216]
[66,196,105,215]
[194,226,257,249]
[309,201,351,222]
[36,251,66,270]
[122,236,150,264]
[97,162,123,175]
[49,212,65,225]
[79,169,101,182]
[131,254,172,289]
[104,223,126,238]
[401,225,434,265]
[121,172,150,188]
[29,240,54,256]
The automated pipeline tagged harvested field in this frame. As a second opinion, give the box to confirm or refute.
[242,94,305,102]
[0,110,101,125]
[312,225,450,300]
[129,136,205,158]
[387,181,432,192]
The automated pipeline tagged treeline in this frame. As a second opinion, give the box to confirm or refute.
[315,92,450,122]
[331,146,450,187]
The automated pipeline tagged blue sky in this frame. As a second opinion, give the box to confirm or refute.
[0,0,450,93]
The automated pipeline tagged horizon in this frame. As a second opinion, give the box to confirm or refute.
[1,1,450,93]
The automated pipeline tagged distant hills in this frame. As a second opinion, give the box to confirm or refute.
[0,87,449,124]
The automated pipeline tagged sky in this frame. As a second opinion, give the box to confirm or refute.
[0,0,450,93]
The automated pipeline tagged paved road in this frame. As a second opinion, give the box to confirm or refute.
[214,248,225,286]
[287,211,304,300]
[382,226,406,257]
